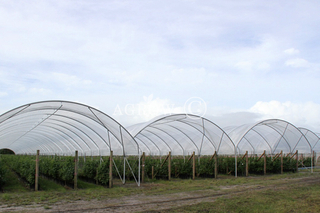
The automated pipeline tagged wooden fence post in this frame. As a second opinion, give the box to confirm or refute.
[246,151,249,177]
[192,151,196,180]
[142,152,145,183]
[109,150,113,188]
[214,151,218,179]
[74,150,78,190]
[280,150,283,174]
[35,150,39,191]
[168,152,171,181]
[313,151,315,167]
[264,150,267,175]
[296,150,299,173]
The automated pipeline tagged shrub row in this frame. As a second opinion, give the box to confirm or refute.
[39,156,75,185]
[0,154,311,188]
[78,156,140,184]
[1,155,36,187]
[78,157,110,185]
[0,156,7,189]
[144,155,300,180]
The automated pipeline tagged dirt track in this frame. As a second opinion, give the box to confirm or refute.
[1,175,320,213]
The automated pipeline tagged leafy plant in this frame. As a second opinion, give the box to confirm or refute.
[78,158,99,181]
[96,159,109,185]
[39,156,75,185]
[1,155,36,187]
[0,157,8,188]
[58,157,75,184]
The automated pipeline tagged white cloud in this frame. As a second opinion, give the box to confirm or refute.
[112,94,185,126]
[285,58,310,68]
[232,36,282,74]
[234,60,270,73]
[108,70,146,85]
[51,72,92,87]
[166,67,208,85]
[208,111,262,128]
[28,88,51,95]
[284,48,300,55]
[234,61,253,72]
[0,0,320,133]
[0,92,8,97]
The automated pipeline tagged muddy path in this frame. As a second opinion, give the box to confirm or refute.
[1,175,319,213]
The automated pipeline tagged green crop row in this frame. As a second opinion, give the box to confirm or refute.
[77,156,140,185]
[78,157,110,185]
[1,155,76,187]
[143,155,302,179]
[39,156,75,185]
[0,154,311,189]
[1,155,36,186]
[0,156,8,189]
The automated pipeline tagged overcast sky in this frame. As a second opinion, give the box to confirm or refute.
[0,0,320,132]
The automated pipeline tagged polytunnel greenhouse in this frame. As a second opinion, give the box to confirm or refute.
[299,127,320,152]
[0,101,142,186]
[0,101,139,156]
[1,102,316,157]
[224,119,312,155]
[0,100,318,186]
[127,114,235,157]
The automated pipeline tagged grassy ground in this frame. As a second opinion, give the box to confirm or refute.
[1,171,320,212]
[155,180,320,213]
[143,172,320,213]
[1,167,29,193]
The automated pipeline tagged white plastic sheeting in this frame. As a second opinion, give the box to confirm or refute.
[0,101,317,158]
[0,101,139,156]
[127,114,235,157]
[224,119,312,155]
[299,127,320,152]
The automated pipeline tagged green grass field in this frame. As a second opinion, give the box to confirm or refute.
[1,171,320,212]
[155,181,320,213]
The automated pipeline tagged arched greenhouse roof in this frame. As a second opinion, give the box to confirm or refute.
[224,119,312,155]
[0,101,138,156]
[127,114,235,157]
[1,101,317,158]
[299,127,320,152]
